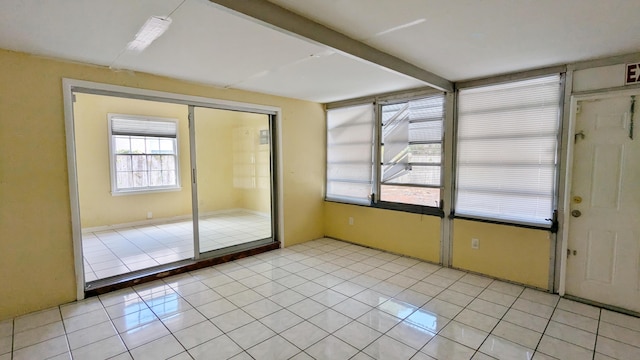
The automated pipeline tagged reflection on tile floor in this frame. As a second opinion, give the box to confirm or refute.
[82,211,271,281]
[4,238,640,359]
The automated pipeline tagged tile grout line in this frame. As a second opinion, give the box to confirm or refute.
[536,301,609,356]
[530,291,561,358]
[169,254,315,359]
[239,242,411,358]
[10,318,14,360]
[591,308,602,360]
[130,283,200,359]
[96,292,136,359]
[326,256,492,357]
[312,245,523,358]
[470,285,526,359]
[15,239,639,360]
[256,245,363,358]
[56,306,72,359]
[84,212,270,281]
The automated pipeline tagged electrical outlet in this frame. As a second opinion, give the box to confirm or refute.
[348,217,354,225]
[471,238,479,249]
[147,211,153,219]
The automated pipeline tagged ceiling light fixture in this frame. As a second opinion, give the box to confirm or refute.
[126,16,173,52]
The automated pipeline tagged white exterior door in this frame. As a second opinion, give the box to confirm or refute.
[566,93,640,313]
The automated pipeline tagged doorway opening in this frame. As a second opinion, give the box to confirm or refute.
[64,80,281,298]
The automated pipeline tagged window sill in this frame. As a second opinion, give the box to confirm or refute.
[451,214,555,232]
[111,187,182,196]
[324,199,444,218]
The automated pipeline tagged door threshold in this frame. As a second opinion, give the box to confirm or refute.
[85,241,280,298]
[563,294,640,318]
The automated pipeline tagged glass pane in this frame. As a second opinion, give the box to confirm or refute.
[380,185,440,207]
[149,171,162,186]
[115,155,132,171]
[116,171,132,189]
[131,137,146,154]
[161,155,176,170]
[385,165,441,186]
[408,144,442,163]
[456,75,560,225]
[132,171,148,187]
[162,170,176,186]
[408,121,442,143]
[149,155,162,170]
[160,138,175,154]
[146,138,160,154]
[131,155,147,171]
[76,96,193,286]
[326,104,375,204]
[194,107,273,254]
[114,136,131,154]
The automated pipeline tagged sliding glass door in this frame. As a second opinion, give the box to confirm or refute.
[73,93,195,283]
[71,88,277,288]
[191,106,274,257]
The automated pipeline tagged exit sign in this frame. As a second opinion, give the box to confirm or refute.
[626,63,640,85]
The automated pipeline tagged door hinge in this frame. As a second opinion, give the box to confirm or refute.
[567,249,577,257]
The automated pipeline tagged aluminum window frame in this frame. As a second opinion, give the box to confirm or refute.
[452,73,566,230]
[325,87,446,217]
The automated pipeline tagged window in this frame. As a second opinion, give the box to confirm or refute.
[109,114,180,194]
[455,75,562,227]
[380,95,444,207]
[326,104,375,205]
[325,93,445,213]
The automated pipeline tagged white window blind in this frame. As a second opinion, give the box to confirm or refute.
[111,116,177,138]
[455,75,561,227]
[326,104,375,205]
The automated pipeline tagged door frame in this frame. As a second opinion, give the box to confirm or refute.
[559,87,640,296]
[62,78,284,300]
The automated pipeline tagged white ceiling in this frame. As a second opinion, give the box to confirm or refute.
[269,0,640,82]
[0,0,639,103]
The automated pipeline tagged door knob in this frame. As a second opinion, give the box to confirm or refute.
[571,210,582,217]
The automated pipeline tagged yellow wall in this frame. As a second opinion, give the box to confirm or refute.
[0,49,325,320]
[452,220,551,289]
[324,203,551,289]
[230,113,272,214]
[324,202,441,263]
[194,108,254,215]
[74,94,196,227]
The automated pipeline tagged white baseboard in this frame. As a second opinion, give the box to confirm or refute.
[241,209,270,218]
[82,208,269,233]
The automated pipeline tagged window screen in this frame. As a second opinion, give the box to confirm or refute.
[326,104,375,205]
[380,94,444,207]
[455,75,561,226]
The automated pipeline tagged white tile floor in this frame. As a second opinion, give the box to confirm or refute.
[83,211,272,281]
[3,238,640,359]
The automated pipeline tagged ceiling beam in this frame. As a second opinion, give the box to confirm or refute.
[208,0,454,93]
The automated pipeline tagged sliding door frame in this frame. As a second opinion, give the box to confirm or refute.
[63,78,284,300]
[189,105,278,260]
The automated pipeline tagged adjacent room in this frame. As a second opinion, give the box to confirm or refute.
[74,93,274,282]
[1,0,639,359]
